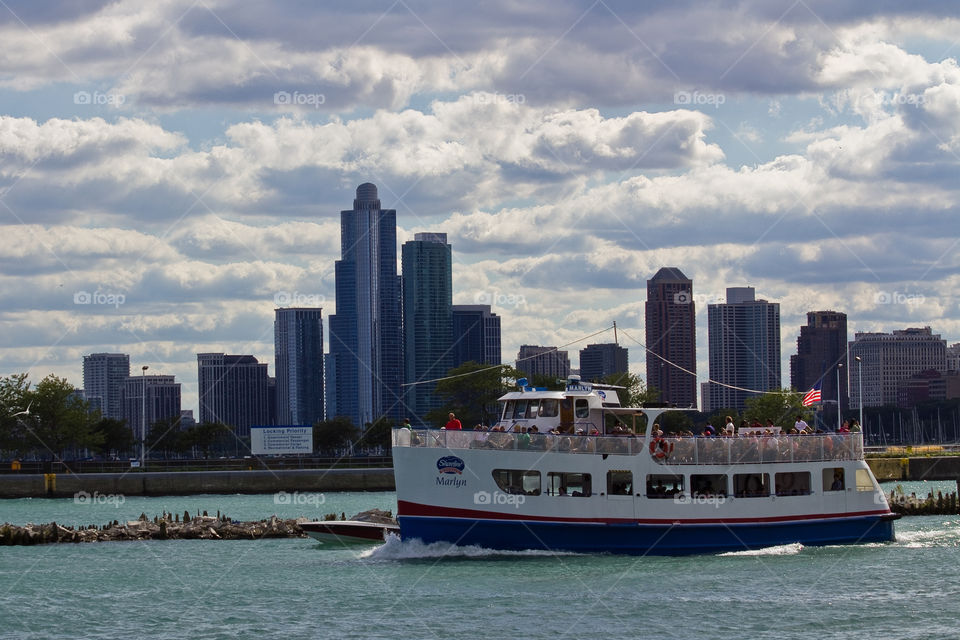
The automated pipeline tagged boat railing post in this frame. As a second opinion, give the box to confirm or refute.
[726,438,732,466]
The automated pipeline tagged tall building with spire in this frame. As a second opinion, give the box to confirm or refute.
[328,183,404,427]
[275,307,324,426]
[645,267,697,407]
[402,232,453,424]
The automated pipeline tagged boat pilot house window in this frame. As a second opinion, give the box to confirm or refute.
[775,472,811,496]
[733,473,770,498]
[548,472,592,497]
[607,470,633,496]
[492,469,541,496]
[539,399,560,418]
[646,474,683,498]
[574,399,590,419]
[823,468,845,491]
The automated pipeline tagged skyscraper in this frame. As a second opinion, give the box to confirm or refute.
[707,287,781,411]
[451,305,502,367]
[402,232,453,424]
[197,353,271,438]
[516,345,570,380]
[121,374,181,435]
[275,307,324,426]
[328,183,404,427]
[849,327,947,408]
[579,343,628,381]
[82,353,130,421]
[790,311,848,410]
[645,267,697,408]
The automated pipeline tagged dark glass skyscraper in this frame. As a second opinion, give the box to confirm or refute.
[275,307,324,426]
[82,353,130,422]
[197,353,271,437]
[580,343,628,381]
[790,310,847,410]
[329,183,404,427]
[645,267,697,407]
[451,305,501,367]
[402,232,452,424]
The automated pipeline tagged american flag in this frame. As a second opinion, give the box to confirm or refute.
[801,382,822,407]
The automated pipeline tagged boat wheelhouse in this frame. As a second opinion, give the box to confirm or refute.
[391,378,898,555]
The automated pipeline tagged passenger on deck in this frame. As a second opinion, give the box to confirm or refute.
[445,413,463,430]
[794,415,809,432]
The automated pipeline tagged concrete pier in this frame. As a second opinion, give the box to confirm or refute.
[866,456,960,482]
[0,468,396,499]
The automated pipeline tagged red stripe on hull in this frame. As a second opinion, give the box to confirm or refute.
[397,500,892,525]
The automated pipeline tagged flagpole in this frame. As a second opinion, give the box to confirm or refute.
[837,363,843,431]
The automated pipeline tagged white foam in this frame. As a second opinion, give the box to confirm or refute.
[718,542,804,557]
[359,533,581,561]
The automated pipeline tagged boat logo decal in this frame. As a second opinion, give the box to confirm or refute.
[436,455,465,474]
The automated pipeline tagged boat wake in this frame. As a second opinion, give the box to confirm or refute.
[718,542,804,557]
[892,522,960,548]
[359,533,582,561]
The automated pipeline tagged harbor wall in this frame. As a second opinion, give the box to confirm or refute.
[866,457,960,482]
[0,468,396,499]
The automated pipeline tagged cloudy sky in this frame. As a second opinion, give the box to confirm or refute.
[1,0,958,414]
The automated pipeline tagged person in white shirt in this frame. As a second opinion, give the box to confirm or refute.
[794,415,809,432]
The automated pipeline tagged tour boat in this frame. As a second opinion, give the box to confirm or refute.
[391,377,898,555]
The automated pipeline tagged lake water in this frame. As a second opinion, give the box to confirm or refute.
[1,482,958,639]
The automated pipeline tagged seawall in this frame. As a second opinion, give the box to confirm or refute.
[867,457,960,482]
[0,468,396,499]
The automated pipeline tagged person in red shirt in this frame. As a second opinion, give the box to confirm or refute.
[445,412,462,430]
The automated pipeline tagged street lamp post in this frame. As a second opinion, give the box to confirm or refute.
[855,355,863,434]
[837,363,843,431]
[141,365,148,469]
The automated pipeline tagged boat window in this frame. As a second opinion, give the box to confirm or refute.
[691,474,727,497]
[526,402,539,419]
[512,400,528,420]
[503,401,515,421]
[575,398,589,419]
[492,469,541,496]
[855,469,875,492]
[775,472,811,496]
[733,473,770,498]
[539,399,559,418]
[823,468,845,492]
[646,474,683,498]
[547,472,592,497]
[607,470,632,496]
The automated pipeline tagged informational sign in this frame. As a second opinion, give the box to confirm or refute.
[250,426,313,455]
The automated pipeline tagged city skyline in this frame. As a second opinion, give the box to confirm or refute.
[1,4,959,417]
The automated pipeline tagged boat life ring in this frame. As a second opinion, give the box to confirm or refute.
[649,437,673,460]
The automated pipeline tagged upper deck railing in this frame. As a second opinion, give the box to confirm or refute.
[392,429,864,464]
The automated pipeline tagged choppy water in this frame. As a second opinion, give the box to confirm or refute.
[2,482,959,640]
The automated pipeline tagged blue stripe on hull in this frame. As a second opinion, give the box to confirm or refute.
[397,515,896,555]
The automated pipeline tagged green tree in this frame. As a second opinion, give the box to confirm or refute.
[147,417,187,458]
[313,417,360,453]
[25,375,101,459]
[428,362,525,428]
[0,373,31,453]
[185,422,233,458]
[743,389,811,429]
[92,417,135,456]
[357,416,393,450]
[600,372,658,408]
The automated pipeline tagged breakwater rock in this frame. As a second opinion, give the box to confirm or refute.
[0,511,309,545]
[888,489,959,516]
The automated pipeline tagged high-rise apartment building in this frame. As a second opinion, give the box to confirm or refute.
[849,327,947,408]
[645,267,697,408]
[451,305,501,367]
[197,353,272,437]
[274,308,324,426]
[707,287,781,411]
[515,345,570,380]
[328,183,404,426]
[402,232,453,424]
[121,374,181,436]
[82,353,130,421]
[790,311,848,408]
[579,343,628,381]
